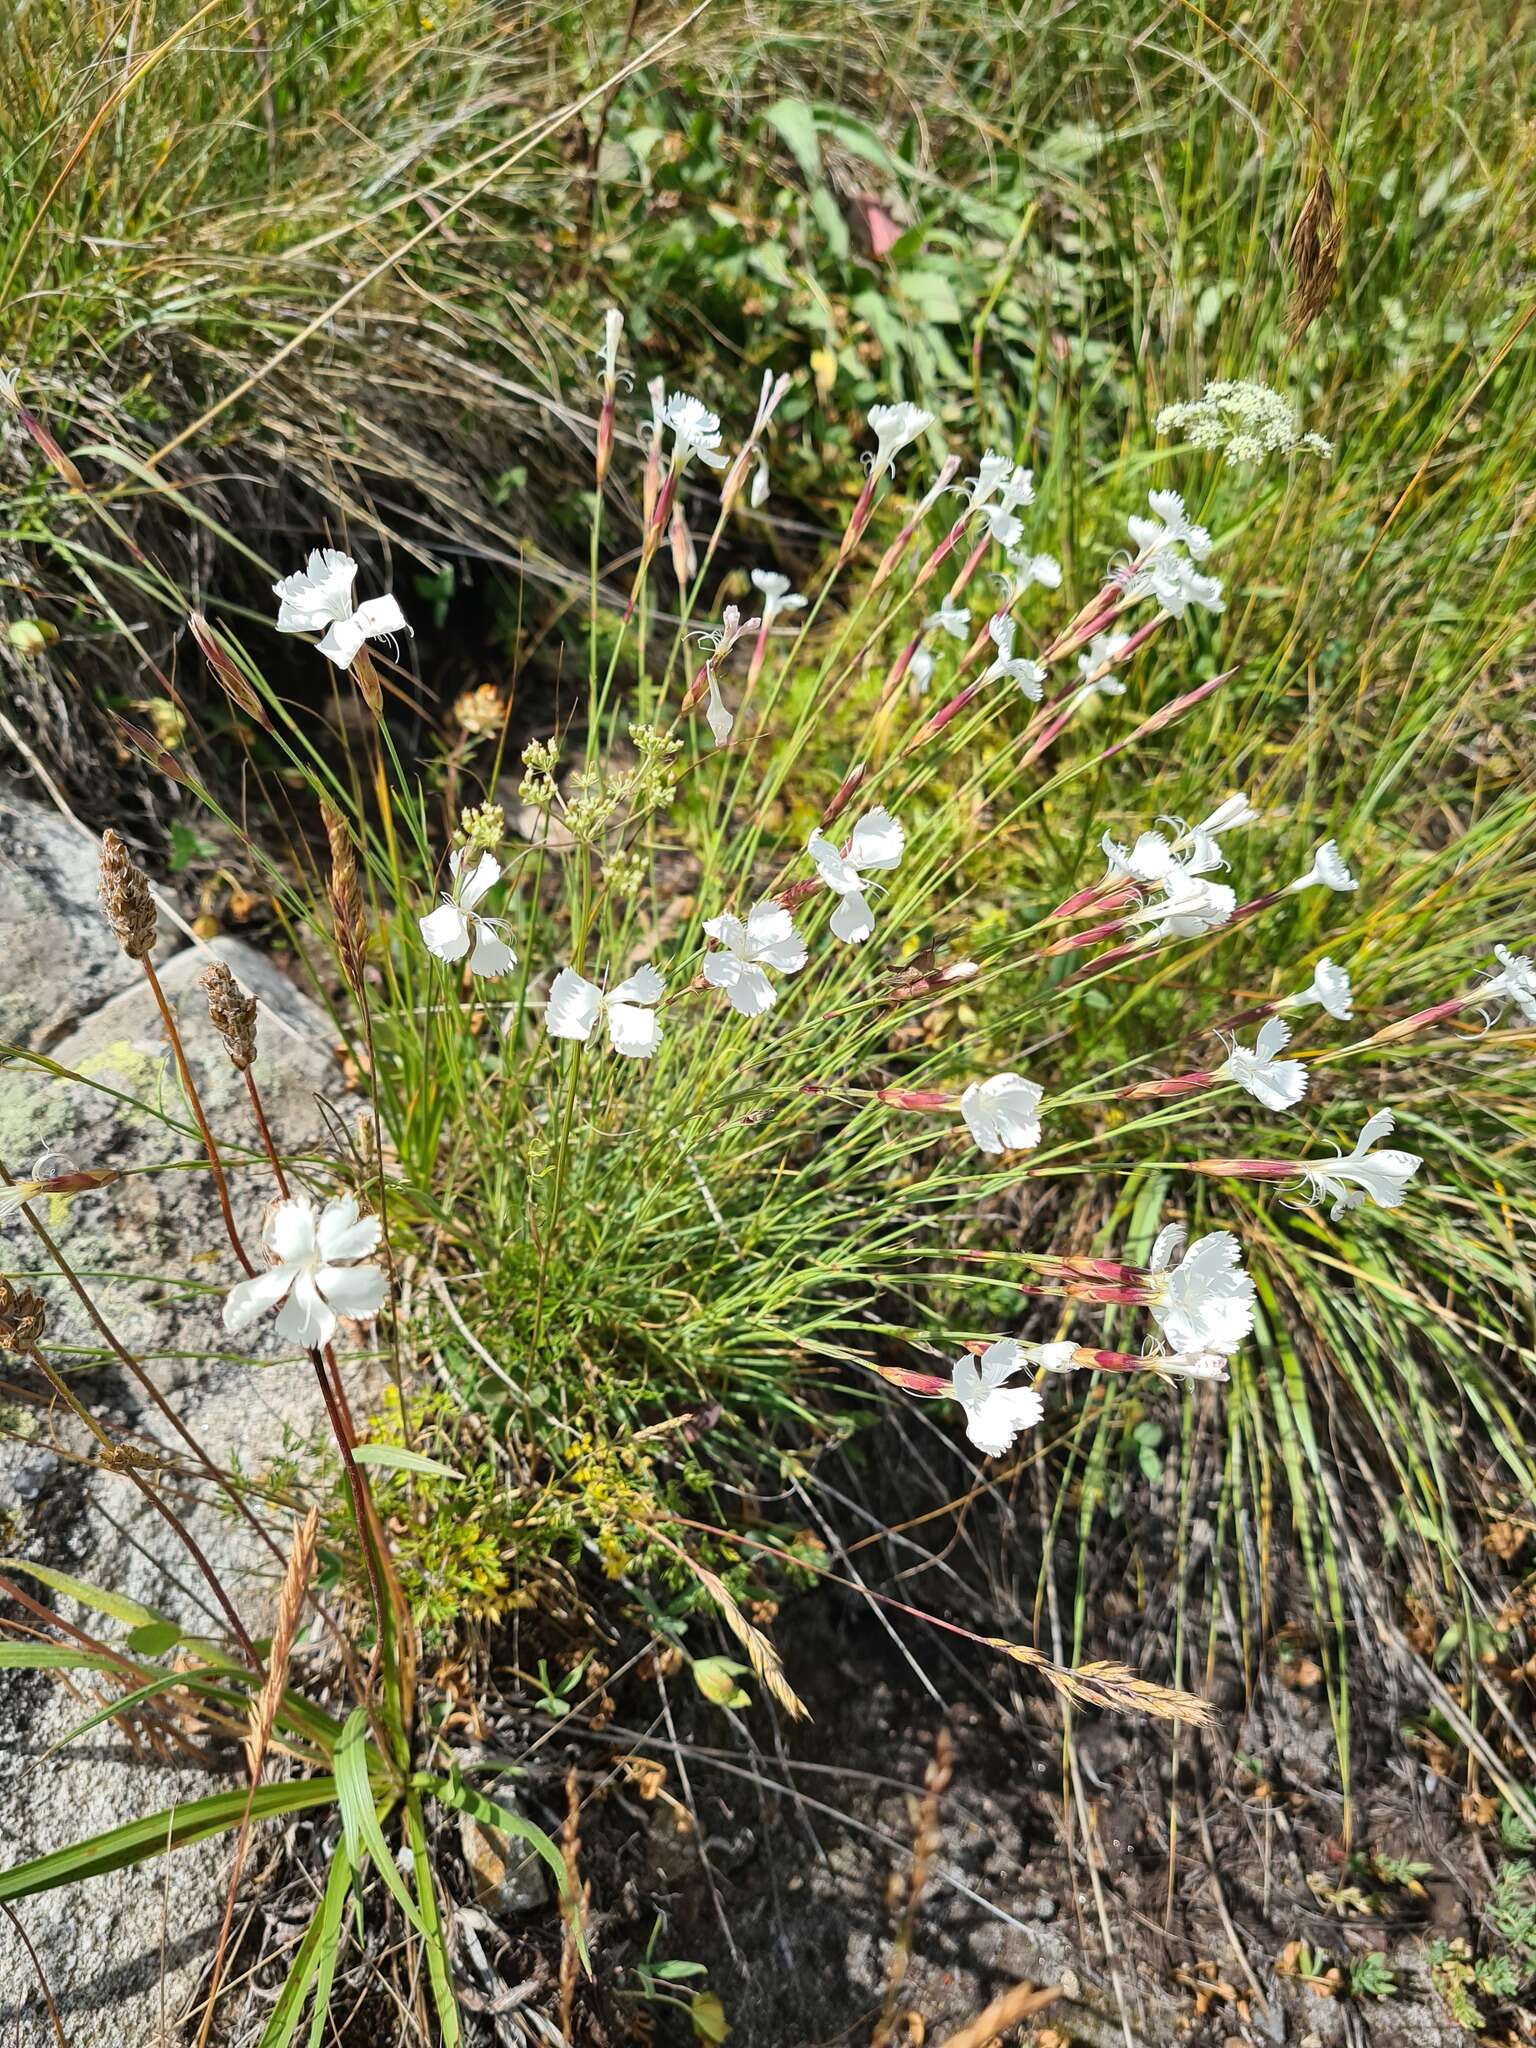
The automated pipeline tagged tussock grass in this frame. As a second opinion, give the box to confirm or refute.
[1,0,1534,2032]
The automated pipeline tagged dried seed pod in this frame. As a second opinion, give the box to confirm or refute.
[0,1277,47,1351]
[200,961,259,1070]
[98,830,157,960]
[187,612,273,731]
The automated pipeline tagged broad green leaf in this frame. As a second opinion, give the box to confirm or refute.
[349,1443,459,1481]
[691,1990,731,2042]
[692,1657,750,1708]
[0,1778,338,1903]
[814,111,896,173]
[852,288,905,368]
[808,185,849,262]
[762,97,820,183]
[0,1557,172,1632]
[333,1708,421,1932]
[898,269,963,325]
[126,1621,183,1656]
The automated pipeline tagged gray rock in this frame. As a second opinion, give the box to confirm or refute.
[0,782,145,1052]
[0,796,361,2043]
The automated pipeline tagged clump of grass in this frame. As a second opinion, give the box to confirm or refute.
[18,288,1525,2023]
[3,1,1535,2031]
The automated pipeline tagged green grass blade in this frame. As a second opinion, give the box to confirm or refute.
[0,1557,173,1632]
[404,1788,461,2047]
[0,1778,338,1903]
[333,1707,421,1933]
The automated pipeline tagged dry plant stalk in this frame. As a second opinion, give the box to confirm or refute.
[691,1560,809,1720]
[558,1765,586,2036]
[243,1509,318,1781]
[936,1982,1062,2048]
[1287,164,1341,339]
[98,831,256,1275]
[871,1725,953,2048]
[321,802,369,1002]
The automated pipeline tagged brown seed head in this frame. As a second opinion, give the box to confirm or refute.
[98,830,157,959]
[0,1277,48,1352]
[321,803,369,1000]
[200,960,259,1070]
[1287,165,1341,342]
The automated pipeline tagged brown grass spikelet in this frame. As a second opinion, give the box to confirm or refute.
[200,961,259,1070]
[693,1562,810,1720]
[985,1638,1212,1728]
[187,612,273,731]
[243,1508,318,1784]
[320,802,369,1001]
[98,830,158,960]
[1287,164,1342,340]
[111,714,188,785]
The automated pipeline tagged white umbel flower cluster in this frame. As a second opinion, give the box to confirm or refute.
[1155,381,1334,468]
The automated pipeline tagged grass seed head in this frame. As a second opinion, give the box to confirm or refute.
[98,829,157,959]
[200,960,259,1070]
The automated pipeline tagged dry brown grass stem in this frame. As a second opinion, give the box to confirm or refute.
[558,1766,586,2037]
[936,1982,1063,2048]
[871,1725,953,2048]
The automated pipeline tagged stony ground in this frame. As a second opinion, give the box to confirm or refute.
[0,783,352,2043]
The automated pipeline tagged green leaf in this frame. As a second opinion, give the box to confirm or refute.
[167,822,214,873]
[762,98,820,183]
[405,1789,461,2047]
[255,1827,353,2048]
[0,1556,172,1632]
[38,1667,245,1766]
[852,288,905,368]
[808,185,849,262]
[333,1708,422,1933]
[814,111,896,173]
[0,1645,133,1674]
[304,1842,354,2048]
[349,1443,459,1481]
[692,1657,751,1709]
[0,1778,338,1903]
[425,1772,585,1966]
[691,1990,731,2042]
[898,268,963,324]
[126,1621,184,1656]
